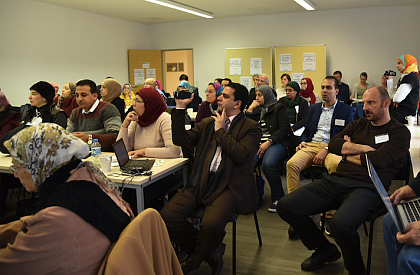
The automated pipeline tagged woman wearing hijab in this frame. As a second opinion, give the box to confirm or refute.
[120,83,136,107]
[0,92,21,139]
[0,123,133,274]
[388,54,420,124]
[278,81,309,146]
[194,82,223,127]
[101,79,126,120]
[299,77,318,106]
[23,81,67,128]
[54,82,78,117]
[117,87,181,210]
[246,85,293,213]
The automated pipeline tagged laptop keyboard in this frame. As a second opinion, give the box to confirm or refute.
[125,159,154,171]
[402,200,420,222]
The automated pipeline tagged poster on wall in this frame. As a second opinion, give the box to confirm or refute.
[142,62,150,69]
[230,58,241,75]
[134,69,145,85]
[303,53,316,71]
[146,69,156,79]
[250,58,262,75]
[292,73,305,84]
[280,54,292,71]
[240,76,252,90]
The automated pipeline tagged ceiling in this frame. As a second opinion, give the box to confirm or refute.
[32,0,419,24]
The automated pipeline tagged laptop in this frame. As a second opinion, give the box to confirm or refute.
[366,155,420,233]
[112,138,155,173]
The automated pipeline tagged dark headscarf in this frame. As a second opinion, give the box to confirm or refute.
[299,78,316,105]
[136,88,167,127]
[256,85,277,119]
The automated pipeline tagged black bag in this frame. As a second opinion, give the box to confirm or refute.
[16,195,39,218]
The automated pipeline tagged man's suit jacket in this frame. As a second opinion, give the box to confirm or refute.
[301,100,355,143]
[171,109,261,213]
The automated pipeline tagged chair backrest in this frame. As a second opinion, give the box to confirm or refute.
[393,151,413,184]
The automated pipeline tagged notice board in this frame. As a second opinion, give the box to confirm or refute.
[225,47,272,90]
[275,45,326,97]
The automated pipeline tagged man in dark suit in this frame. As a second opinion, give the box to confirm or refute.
[179,74,202,111]
[161,83,261,275]
[286,76,355,195]
[334,71,351,105]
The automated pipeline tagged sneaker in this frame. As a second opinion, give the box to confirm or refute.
[324,218,333,237]
[268,200,278,213]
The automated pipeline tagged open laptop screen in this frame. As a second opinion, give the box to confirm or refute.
[112,139,129,167]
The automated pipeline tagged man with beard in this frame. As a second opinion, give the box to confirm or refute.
[277,86,410,275]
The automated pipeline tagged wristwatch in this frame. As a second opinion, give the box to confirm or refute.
[88,134,93,145]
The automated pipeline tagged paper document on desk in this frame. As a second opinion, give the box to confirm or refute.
[293,127,305,136]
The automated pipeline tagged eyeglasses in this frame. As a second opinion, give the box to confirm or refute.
[9,165,20,173]
[205,90,215,93]
[285,88,295,92]
[301,82,307,85]
[134,99,144,104]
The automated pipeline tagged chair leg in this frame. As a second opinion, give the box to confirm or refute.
[363,221,368,237]
[366,219,376,275]
[320,212,326,234]
[253,211,263,245]
[232,219,236,275]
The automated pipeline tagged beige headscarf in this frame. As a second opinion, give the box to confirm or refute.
[102,79,122,103]
[5,123,89,187]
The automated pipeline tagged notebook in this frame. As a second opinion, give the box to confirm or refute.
[366,155,420,233]
[112,138,155,173]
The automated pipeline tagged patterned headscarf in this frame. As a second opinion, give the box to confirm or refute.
[178,80,193,93]
[399,54,419,74]
[102,79,122,103]
[210,82,223,96]
[5,123,89,187]
[136,88,167,127]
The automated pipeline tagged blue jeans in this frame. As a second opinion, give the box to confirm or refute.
[254,143,286,202]
[383,213,420,275]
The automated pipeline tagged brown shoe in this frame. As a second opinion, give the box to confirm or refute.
[180,256,194,275]
[206,243,226,275]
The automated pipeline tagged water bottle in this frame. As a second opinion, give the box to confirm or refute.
[91,139,101,168]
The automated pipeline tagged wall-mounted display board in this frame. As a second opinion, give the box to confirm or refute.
[275,44,326,96]
[225,47,272,90]
[128,49,162,94]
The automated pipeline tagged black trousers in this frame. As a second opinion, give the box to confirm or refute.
[277,173,383,273]
[160,187,236,269]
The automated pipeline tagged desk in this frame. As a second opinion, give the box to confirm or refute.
[0,152,189,214]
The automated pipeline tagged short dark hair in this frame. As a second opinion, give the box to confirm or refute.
[179,74,189,81]
[222,78,232,84]
[360,72,368,79]
[215,78,223,84]
[375,86,390,101]
[227,82,248,112]
[76,79,97,95]
[325,76,339,90]
[333,71,342,77]
[280,73,291,82]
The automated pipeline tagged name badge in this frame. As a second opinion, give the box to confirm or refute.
[375,134,389,144]
[335,119,345,126]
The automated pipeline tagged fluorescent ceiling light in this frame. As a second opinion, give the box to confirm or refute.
[294,0,315,11]
[145,0,213,19]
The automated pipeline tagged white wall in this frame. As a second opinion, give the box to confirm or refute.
[1,2,419,106]
[0,0,150,106]
[149,5,420,97]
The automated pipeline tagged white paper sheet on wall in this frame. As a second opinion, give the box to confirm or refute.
[303,53,316,71]
[250,58,262,75]
[134,69,145,85]
[230,58,241,75]
[240,76,252,90]
[280,54,292,71]
[146,69,156,79]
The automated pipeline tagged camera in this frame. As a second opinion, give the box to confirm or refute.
[174,90,192,99]
[384,70,397,76]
